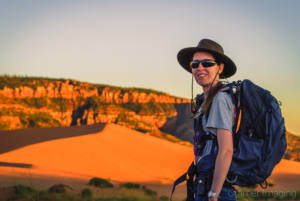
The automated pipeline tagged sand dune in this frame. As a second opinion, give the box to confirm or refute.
[0,123,194,183]
[0,123,299,192]
[265,159,300,190]
[271,158,300,174]
[0,123,106,155]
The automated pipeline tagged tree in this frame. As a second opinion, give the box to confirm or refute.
[86,95,102,122]
[56,97,69,121]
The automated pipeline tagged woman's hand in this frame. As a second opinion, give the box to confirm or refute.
[208,197,218,201]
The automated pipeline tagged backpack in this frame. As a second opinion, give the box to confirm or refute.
[221,79,287,187]
[170,79,287,200]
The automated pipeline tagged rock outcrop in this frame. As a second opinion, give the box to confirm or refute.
[0,76,190,137]
[0,80,189,104]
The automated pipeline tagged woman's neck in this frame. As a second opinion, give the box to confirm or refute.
[203,81,219,97]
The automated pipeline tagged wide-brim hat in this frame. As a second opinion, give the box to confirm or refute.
[177,39,237,78]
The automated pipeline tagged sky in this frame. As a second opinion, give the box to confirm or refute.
[0,0,299,135]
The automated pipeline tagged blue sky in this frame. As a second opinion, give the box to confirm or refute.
[0,0,299,135]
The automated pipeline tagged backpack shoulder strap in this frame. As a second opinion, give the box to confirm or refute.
[170,161,196,201]
[219,81,240,105]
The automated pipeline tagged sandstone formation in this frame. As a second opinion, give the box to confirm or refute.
[0,77,191,137]
[0,80,189,104]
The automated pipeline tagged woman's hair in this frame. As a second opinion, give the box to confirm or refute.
[190,52,228,116]
[203,81,224,116]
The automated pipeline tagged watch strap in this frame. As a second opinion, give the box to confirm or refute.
[208,190,219,198]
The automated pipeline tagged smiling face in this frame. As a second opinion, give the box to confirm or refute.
[191,52,224,94]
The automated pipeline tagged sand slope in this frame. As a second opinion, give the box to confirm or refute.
[0,123,194,183]
[271,158,300,174]
[0,123,299,191]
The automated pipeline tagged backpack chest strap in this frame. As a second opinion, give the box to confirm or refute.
[193,113,217,157]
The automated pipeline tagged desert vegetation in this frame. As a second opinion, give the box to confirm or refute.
[89,178,114,188]
[0,178,167,201]
[119,183,140,189]
[284,132,300,162]
[1,181,299,201]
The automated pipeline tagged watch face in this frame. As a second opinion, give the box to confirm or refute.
[208,190,218,198]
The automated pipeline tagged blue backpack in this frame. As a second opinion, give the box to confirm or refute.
[171,79,287,200]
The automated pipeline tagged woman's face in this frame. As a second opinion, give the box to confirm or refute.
[191,52,224,88]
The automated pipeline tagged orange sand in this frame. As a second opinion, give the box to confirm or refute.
[272,159,300,174]
[0,123,299,191]
[0,123,194,183]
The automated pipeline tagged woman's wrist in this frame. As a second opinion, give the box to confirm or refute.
[208,190,219,198]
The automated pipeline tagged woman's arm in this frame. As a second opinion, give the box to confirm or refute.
[209,128,234,200]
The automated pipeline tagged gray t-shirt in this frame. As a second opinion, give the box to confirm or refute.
[196,91,237,164]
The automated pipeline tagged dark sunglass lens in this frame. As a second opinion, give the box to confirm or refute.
[190,61,200,68]
[202,61,215,67]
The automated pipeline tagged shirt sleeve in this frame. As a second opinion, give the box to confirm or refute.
[206,92,235,135]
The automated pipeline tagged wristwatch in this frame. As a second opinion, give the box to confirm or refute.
[207,190,219,198]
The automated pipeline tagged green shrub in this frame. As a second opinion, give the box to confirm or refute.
[143,188,157,198]
[11,184,52,201]
[13,184,36,198]
[89,177,114,188]
[119,102,176,115]
[61,193,75,201]
[0,121,11,130]
[160,195,169,201]
[94,197,140,201]
[135,128,149,133]
[37,190,51,200]
[120,102,142,114]
[23,97,48,109]
[119,182,140,189]
[48,183,73,194]
[267,180,276,187]
[81,188,93,199]
[247,184,258,189]
[0,108,63,129]
[86,95,103,111]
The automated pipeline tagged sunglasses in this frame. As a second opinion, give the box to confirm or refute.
[190,59,218,69]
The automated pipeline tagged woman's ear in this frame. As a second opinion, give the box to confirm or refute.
[218,63,224,74]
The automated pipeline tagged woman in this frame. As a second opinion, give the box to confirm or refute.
[177,39,237,201]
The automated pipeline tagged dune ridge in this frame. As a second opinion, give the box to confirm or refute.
[0,123,299,191]
[0,123,194,183]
